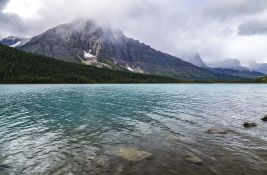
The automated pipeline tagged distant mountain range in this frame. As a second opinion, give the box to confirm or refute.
[248,62,267,74]
[1,19,265,80]
[207,59,249,71]
[183,55,266,77]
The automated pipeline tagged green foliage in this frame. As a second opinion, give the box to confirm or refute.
[237,76,267,83]
[0,44,182,84]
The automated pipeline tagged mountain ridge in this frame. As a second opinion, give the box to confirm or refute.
[20,20,235,80]
[207,59,249,71]
[0,36,29,47]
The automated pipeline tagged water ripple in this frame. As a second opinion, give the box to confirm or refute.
[0,84,267,175]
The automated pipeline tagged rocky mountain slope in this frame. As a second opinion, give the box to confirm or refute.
[20,20,237,80]
[1,36,29,47]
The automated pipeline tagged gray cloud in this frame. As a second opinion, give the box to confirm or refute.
[1,0,267,63]
[239,20,267,35]
[203,0,267,19]
[0,0,8,9]
[0,0,26,36]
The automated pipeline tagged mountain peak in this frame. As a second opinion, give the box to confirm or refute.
[180,53,207,68]
[19,20,237,80]
[0,36,29,48]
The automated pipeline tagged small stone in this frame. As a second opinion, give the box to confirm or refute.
[262,115,267,122]
[185,155,203,165]
[206,128,227,134]
[243,122,257,128]
[114,147,152,162]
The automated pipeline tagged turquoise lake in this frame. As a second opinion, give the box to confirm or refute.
[0,84,267,175]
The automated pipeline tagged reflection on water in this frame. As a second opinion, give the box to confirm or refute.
[0,84,267,175]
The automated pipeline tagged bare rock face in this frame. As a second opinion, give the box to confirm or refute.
[113,147,152,162]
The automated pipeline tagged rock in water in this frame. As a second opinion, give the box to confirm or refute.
[114,147,152,162]
[262,115,267,121]
[243,122,257,128]
[94,156,110,167]
[185,155,203,165]
[206,128,227,134]
[0,165,10,171]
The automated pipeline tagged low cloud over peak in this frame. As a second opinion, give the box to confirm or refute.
[1,0,267,64]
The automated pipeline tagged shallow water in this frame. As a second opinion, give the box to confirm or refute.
[0,84,266,175]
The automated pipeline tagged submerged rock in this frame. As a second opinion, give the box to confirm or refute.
[206,128,227,134]
[167,135,196,145]
[243,122,257,128]
[0,165,10,171]
[262,115,267,121]
[94,156,110,168]
[185,155,203,165]
[114,147,152,162]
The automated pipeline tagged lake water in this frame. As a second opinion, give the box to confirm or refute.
[0,84,266,175]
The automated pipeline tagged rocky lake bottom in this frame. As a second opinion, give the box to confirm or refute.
[0,84,266,175]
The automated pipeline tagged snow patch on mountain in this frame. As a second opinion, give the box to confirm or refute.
[127,67,134,72]
[10,41,22,47]
[84,50,96,59]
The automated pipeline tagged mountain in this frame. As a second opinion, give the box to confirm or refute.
[0,36,29,47]
[180,53,207,68]
[208,59,249,71]
[248,62,267,74]
[179,54,263,78]
[208,68,265,78]
[19,20,237,80]
[0,43,182,84]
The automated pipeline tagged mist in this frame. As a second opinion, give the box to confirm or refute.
[1,0,267,64]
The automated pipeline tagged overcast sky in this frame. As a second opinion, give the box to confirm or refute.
[1,0,267,64]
